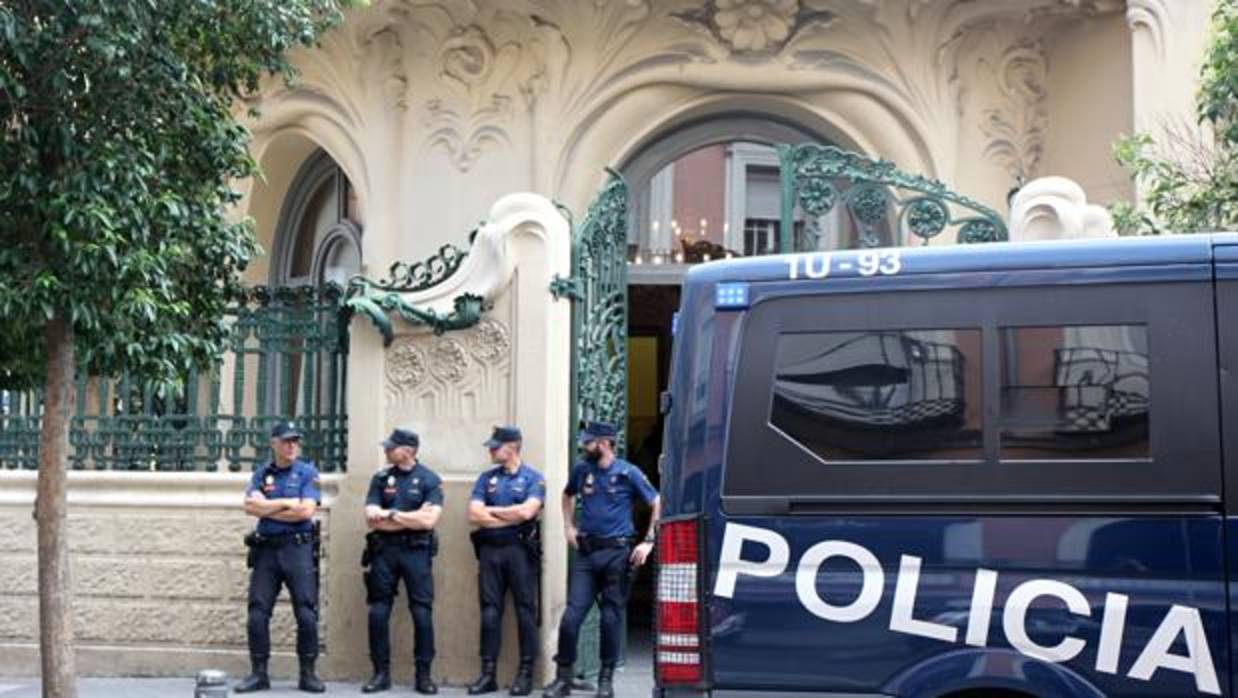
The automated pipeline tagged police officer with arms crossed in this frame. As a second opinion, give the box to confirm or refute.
[466,426,547,696]
[236,421,325,694]
[362,428,443,695]
[543,421,660,698]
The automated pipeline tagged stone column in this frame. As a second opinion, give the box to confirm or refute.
[339,193,571,685]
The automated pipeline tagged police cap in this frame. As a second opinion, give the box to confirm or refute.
[576,421,618,445]
[270,421,302,441]
[483,425,523,449]
[381,428,420,450]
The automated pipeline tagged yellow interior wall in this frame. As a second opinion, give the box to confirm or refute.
[626,336,659,449]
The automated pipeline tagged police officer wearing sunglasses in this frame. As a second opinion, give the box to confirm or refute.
[542,422,660,698]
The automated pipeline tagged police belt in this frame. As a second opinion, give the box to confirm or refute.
[372,529,434,547]
[577,535,633,554]
[474,523,537,547]
[247,530,315,548]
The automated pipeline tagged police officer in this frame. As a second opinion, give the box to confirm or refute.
[466,426,547,696]
[362,428,443,695]
[236,421,324,694]
[542,421,660,698]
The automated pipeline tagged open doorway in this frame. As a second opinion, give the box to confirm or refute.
[625,283,680,667]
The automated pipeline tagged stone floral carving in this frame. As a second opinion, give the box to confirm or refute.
[674,0,833,55]
[467,319,511,363]
[386,341,428,389]
[715,0,799,52]
[408,10,552,172]
[951,25,1050,183]
[440,25,496,89]
[429,337,470,382]
[978,38,1048,181]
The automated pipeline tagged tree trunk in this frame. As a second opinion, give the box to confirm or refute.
[37,313,76,698]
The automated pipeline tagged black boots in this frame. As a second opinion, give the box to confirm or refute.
[415,662,438,695]
[468,658,499,694]
[362,660,392,693]
[233,657,270,693]
[595,663,615,698]
[468,657,534,696]
[541,662,573,698]
[510,658,534,696]
[361,660,429,694]
[232,656,323,693]
[234,656,323,693]
[298,656,326,693]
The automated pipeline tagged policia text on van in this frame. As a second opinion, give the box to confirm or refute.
[652,235,1238,698]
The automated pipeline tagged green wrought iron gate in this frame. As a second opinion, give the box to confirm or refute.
[778,143,1008,250]
[553,170,630,679]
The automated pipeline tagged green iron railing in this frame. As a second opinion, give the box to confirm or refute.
[779,143,1008,251]
[0,284,349,472]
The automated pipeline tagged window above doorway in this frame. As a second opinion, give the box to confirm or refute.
[622,115,892,285]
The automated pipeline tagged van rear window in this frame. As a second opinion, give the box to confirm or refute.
[999,325,1149,459]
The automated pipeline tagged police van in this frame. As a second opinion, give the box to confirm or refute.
[653,235,1238,698]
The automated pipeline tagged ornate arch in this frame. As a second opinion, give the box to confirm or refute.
[267,148,363,287]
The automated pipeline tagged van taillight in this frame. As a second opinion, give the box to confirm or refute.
[655,517,703,685]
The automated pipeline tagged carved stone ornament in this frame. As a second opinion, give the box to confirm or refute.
[429,337,471,383]
[950,22,1051,183]
[387,340,428,389]
[1009,176,1115,241]
[673,0,834,55]
[467,319,511,363]
[978,38,1049,181]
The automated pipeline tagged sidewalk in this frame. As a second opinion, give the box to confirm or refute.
[0,668,654,697]
[0,636,655,698]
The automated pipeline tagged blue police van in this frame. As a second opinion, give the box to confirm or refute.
[653,235,1238,698]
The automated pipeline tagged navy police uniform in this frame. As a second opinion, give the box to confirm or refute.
[239,421,322,693]
[364,452,444,675]
[555,424,659,669]
[470,427,547,666]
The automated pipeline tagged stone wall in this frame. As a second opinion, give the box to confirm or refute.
[0,471,335,678]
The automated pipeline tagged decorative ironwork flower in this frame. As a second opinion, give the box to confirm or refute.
[714,0,799,52]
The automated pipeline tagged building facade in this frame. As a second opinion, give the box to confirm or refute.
[0,0,1217,685]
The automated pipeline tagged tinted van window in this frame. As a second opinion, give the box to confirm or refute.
[1000,324,1149,459]
[771,329,982,460]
